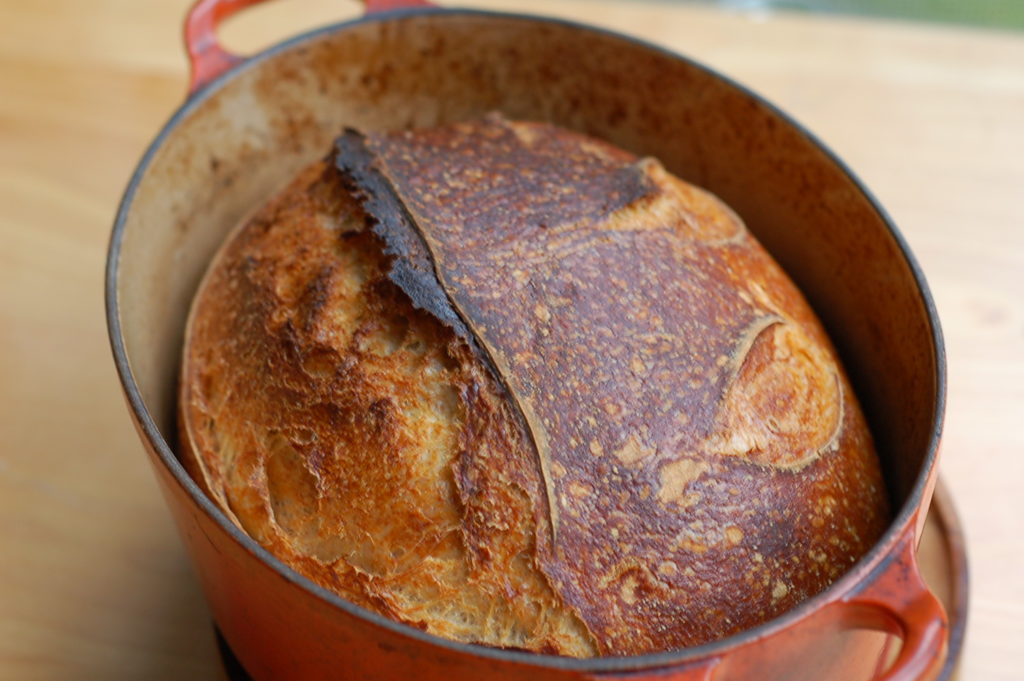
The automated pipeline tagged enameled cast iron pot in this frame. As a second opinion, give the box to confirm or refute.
[106,1,949,679]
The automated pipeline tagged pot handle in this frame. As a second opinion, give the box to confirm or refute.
[183,0,436,95]
[838,524,948,681]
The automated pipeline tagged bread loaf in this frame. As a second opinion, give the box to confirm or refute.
[179,114,888,656]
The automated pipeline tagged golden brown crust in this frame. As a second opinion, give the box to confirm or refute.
[180,161,597,655]
[180,117,888,657]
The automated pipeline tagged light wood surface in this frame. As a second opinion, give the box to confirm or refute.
[0,1,1020,679]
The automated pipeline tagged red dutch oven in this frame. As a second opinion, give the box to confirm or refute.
[106,1,951,679]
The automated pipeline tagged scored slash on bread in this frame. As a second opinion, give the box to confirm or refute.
[180,114,888,656]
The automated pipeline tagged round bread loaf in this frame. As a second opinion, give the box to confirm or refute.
[179,115,888,656]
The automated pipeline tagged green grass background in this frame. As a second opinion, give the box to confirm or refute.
[695,0,1024,31]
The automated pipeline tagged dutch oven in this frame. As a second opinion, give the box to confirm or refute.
[106,0,949,679]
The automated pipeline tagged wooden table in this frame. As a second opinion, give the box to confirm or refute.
[1,1,1021,678]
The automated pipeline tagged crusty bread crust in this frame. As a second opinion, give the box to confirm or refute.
[180,118,888,656]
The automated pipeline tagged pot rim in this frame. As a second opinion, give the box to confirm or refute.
[105,5,947,672]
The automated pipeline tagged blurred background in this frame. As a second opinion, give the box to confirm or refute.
[699,0,1024,31]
